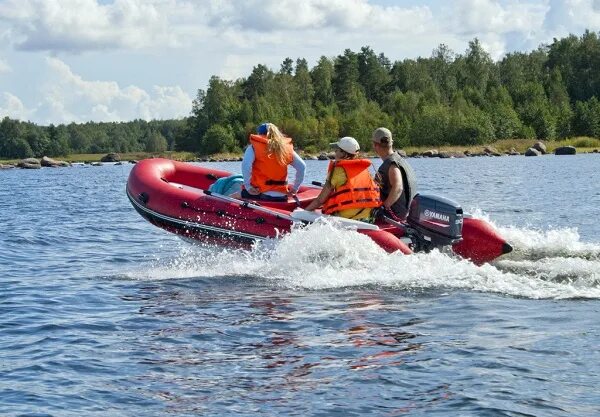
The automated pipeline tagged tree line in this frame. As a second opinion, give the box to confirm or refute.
[3,31,600,159]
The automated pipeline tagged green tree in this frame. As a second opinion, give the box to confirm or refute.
[333,49,365,112]
[429,44,458,103]
[292,58,315,120]
[46,124,70,156]
[547,31,600,102]
[409,104,451,146]
[546,68,573,138]
[449,101,495,145]
[357,46,391,104]
[201,124,237,155]
[204,76,241,126]
[339,101,391,150]
[572,97,600,137]
[24,126,50,157]
[485,86,523,139]
[144,131,169,152]
[280,57,294,76]
[244,64,273,100]
[458,38,493,95]
[0,117,25,158]
[514,82,556,139]
[311,56,334,106]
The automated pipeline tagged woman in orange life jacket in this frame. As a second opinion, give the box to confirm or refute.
[241,123,306,202]
[304,137,381,221]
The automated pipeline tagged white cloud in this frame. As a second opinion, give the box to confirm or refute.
[36,57,193,123]
[559,0,600,29]
[447,0,549,37]
[0,58,10,73]
[0,0,433,54]
[0,92,31,120]
[0,0,181,52]
[208,0,432,32]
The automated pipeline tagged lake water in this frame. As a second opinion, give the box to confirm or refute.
[1,155,600,416]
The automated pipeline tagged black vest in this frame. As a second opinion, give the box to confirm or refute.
[377,153,417,218]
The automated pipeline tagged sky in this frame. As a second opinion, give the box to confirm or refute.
[0,0,599,125]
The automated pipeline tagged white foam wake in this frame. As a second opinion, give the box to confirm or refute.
[126,219,600,300]
[468,208,600,261]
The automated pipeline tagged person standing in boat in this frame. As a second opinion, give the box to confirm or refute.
[371,127,417,219]
[304,137,381,221]
[242,123,306,202]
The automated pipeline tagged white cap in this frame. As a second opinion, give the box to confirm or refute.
[330,136,360,154]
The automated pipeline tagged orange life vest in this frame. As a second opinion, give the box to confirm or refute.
[249,134,294,193]
[322,159,382,214]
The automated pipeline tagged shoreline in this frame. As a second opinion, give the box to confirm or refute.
[1,138,599,166]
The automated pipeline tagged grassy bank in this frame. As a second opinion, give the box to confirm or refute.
[1,138,599,165]
[405,137,600,155]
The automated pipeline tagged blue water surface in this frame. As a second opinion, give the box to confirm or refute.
[1,154,600,416]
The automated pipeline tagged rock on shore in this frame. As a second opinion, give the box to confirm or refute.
[525,148,542,156]
[17,158,42,169]
[101,153,121,162]
[554,146,577,155]
[41,156,71,167]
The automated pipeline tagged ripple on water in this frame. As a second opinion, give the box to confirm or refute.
[2,158,600,415]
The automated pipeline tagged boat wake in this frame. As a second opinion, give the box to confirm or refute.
[125,217,600,300]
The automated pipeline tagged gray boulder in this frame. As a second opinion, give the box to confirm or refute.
[41,156,71,167]
[17,158,41,169]
[101,153,121,162]
[533,141,547,154]
[439,151,466,158]
[483,146,502,156]
[554,146,576,155]
[525,147,541,157]
[422,149,439,157]
[1,163,15,169]
[396,149,407,158]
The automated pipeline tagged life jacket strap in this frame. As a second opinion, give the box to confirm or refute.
[328,187,379,199]
[324,197,381,212]
[265,179,288,185]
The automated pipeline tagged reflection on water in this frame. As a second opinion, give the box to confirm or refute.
[118,284,433,413]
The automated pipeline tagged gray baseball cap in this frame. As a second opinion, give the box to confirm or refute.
[372,127,392,144]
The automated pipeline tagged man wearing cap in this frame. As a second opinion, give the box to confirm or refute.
[371,127,417,219]
[304,137,381,221]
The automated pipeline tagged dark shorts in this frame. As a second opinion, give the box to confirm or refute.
[241,189,287,202]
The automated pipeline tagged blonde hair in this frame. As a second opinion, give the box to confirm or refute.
[265,123,292,165]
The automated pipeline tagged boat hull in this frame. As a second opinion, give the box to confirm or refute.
[127,158,509,263]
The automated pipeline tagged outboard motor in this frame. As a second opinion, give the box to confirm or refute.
[406,194,463,250]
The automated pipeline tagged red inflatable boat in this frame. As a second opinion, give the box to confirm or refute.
[126,158,512,264]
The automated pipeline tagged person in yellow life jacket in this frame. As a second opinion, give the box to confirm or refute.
[241,123,306,202]
[304,137,381,221]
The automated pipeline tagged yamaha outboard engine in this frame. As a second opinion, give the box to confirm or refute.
[406,194,463,251]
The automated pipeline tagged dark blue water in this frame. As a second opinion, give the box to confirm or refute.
[1,155,600,416]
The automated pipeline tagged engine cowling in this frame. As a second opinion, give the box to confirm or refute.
[406,194,463,247]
